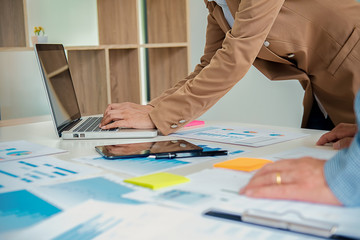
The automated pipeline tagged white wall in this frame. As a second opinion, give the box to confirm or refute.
[0,0,304,128]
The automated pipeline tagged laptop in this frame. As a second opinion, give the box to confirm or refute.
[34,43,158,139]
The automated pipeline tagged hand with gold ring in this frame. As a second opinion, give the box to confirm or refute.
[239,157,342,206]
[275,172,281,185]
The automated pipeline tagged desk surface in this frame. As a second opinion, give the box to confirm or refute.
[1,120,349,239]
[0,119,327,175]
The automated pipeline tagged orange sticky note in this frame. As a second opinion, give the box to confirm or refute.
[213,157,273,172]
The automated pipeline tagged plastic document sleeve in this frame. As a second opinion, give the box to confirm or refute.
[203,208,355,239]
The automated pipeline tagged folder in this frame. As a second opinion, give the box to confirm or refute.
[203,208,343,239]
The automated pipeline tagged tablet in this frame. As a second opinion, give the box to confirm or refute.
[95,139,203,159]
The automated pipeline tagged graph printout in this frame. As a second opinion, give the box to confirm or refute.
[0,190,62,234]
[12,200,322,240]
[172,126,308,147]
[74,142,245,176]
[35,176,142,209]
[0,140,66,162]
[0,156,101,193]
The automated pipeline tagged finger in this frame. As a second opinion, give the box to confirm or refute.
[243,184,313,201]
[101,120,127,130]
[242,184,342,205]
[245,169,299,190]
[100,110,124,127]
[316,132,337,145]
[333,137,353,150]
[251,159,296,178]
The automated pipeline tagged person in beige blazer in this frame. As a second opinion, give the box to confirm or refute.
[100,0,360,136]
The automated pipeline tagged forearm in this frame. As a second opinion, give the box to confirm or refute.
[324,91,360,207]
[324,136,360,207]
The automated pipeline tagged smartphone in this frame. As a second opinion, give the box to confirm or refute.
[95,139,203,159]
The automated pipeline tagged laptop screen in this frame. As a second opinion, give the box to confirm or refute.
[35,44,81,133]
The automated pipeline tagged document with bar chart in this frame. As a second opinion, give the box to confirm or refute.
[0,189,62,235]
[0,140,66,162]
[0,156,101,193]
[172,126,308,147]
[0,175,141,235]
[74,142,246,176]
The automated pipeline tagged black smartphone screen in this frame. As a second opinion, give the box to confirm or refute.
[95,139,203,159]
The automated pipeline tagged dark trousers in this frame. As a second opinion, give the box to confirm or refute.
[305,99,335,131]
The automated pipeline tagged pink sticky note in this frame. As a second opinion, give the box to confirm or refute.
[184,120,205,127]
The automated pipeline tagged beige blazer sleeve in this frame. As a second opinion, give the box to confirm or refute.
[149,3,225,107]
[149,0,285,135]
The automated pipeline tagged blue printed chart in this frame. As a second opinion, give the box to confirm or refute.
[74,142,245,176]
[0,189,62,234]
[35,176,142,209]
[0,140,66,162]
[172,126,308,147]
[0,156,101,193]
[74,155,190,176]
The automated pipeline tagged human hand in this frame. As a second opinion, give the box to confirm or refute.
[99,102,155,129]
[239,157,341,206]
[316,123,357,149]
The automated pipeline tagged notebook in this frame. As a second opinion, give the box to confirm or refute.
[34,44,158,139]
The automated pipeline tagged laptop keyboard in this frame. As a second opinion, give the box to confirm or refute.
[73,117,118,132]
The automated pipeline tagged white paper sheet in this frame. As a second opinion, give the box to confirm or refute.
[7,200,321,240]
[264,146,338,161]
[0,140,66,162]
[172,126,308,147]
[0,156,101,193]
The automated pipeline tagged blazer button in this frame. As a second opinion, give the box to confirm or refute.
[171,124,178,129]
[263,40,270,47]
[288,53,295,58]
[179,120,186,124]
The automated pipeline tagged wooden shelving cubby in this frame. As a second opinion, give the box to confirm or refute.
[0,0,28,48]
[109,48,141,104]
[67,49,108,115]
[147,46,188,100]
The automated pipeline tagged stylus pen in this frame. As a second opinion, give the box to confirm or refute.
[154,150,228,159]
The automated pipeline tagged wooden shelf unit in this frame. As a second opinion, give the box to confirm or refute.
[0,0,28,48]
[0,0,190,115]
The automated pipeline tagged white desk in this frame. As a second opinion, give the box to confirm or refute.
[0,119,328,175]
[2,119,353,240]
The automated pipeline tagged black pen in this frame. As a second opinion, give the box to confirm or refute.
[154,150,228,159]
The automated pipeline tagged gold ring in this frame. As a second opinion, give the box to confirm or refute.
[276,172,282,185]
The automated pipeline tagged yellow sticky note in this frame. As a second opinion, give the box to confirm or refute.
[213,157,273,172]
[124,172,190,190]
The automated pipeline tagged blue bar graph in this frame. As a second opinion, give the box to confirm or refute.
[0,170,19,178]
[53,214,122,240]
[21,178,32,183]
[53,171,67,176]
[0,190,61,233]
[18,161,38,168]
[53,167,77,174]
[38,177,142,207]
